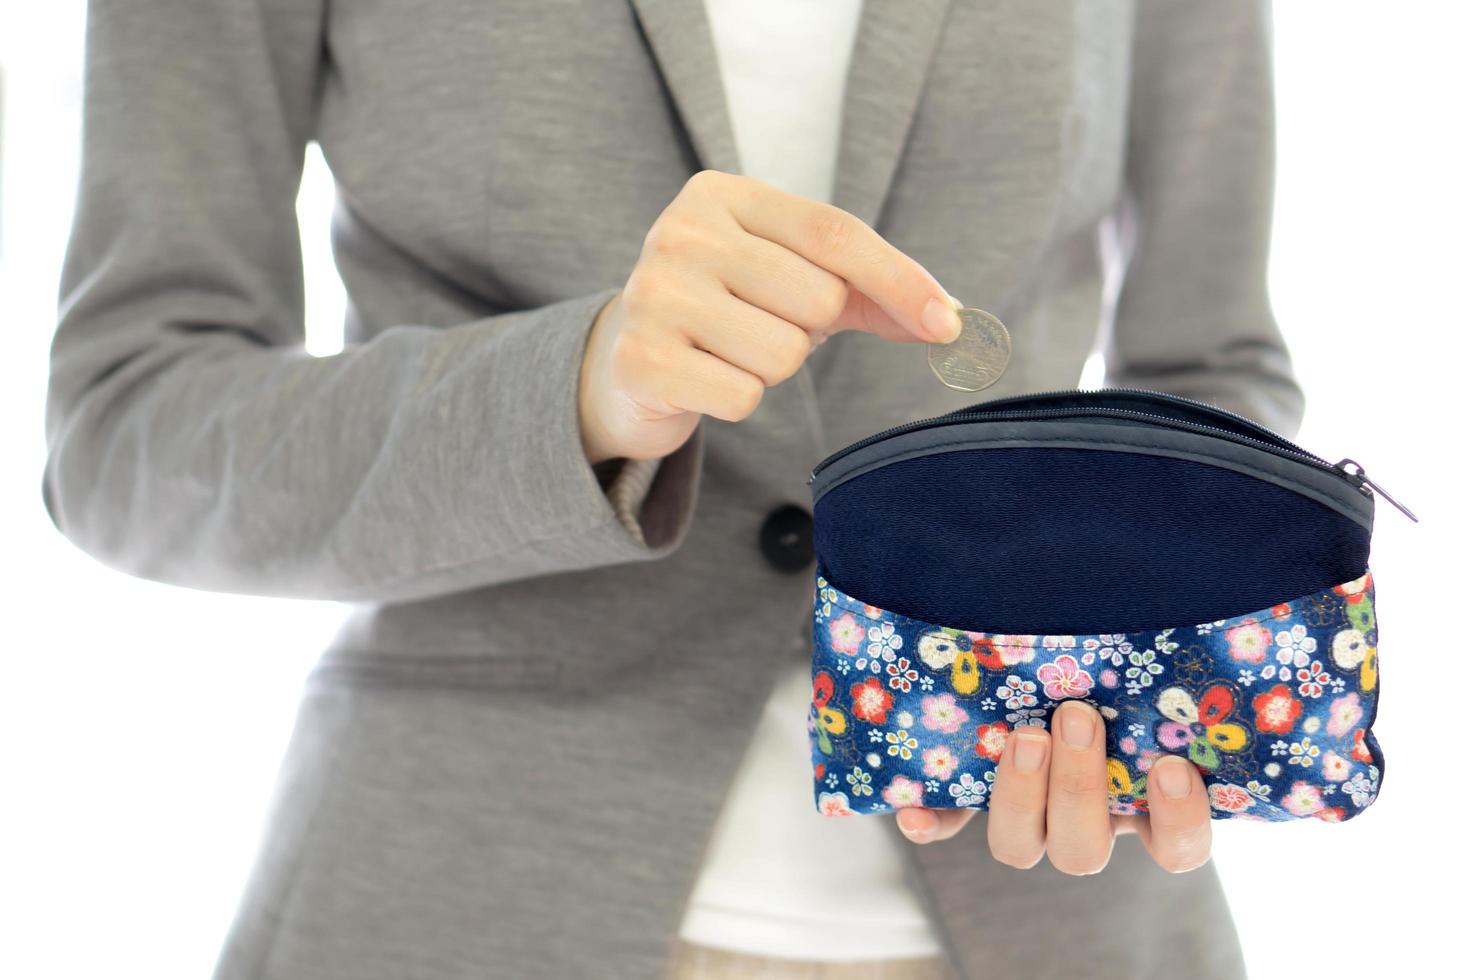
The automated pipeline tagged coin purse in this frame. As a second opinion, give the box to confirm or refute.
[806,387,1409,823]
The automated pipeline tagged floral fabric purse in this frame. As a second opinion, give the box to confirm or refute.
[806,387,1412,822]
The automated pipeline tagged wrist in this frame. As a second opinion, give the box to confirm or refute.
[578,398,620,466]
[578,292,623,466]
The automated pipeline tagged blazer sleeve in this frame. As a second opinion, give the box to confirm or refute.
[1101,0,1307,439]
[41,0,702,605]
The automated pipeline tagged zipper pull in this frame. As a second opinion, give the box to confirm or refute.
[1334,458,1419,522]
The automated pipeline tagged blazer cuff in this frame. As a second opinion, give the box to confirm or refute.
[501,287,704,568]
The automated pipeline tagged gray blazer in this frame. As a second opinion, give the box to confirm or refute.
[43,1,1301,977]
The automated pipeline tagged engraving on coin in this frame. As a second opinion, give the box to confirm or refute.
[928,307,1011,391]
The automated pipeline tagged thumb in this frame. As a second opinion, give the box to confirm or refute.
[897,805,977,844]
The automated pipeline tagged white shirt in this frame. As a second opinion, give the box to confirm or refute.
[675,0,947,961]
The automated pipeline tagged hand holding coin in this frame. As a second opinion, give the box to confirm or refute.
[928,302,1011,392]
[578,170,965,465]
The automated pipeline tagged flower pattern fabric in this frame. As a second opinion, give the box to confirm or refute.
[809,565,1384,823]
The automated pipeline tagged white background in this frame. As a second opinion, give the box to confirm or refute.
[2,3,1466,977]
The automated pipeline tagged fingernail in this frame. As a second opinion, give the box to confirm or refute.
[1013,733,1047,773]
[944,292,964,311]
[1060,702,1095,748]
[899,809,933,842]
[1156,756,1193,800]
[921,296,963,343]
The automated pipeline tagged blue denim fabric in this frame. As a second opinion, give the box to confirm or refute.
[808,564,1384,822]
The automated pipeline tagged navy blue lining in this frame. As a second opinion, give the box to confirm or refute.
[812,446,1371,634]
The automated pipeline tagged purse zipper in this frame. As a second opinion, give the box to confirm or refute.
[807,386,1419,522]
[1333,458,1418,522]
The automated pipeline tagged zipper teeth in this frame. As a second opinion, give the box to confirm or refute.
[809,387,1346,483]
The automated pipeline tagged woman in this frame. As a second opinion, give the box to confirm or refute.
[42,1,1301,977]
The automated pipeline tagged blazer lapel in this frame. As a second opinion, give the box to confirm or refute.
[626,0,743,175]
[627,0,955,228]
[832,0,955,227]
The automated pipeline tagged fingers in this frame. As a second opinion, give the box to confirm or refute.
[582,167,967,464]
[987,702,1116,875]
[632,342,767,423]
[892,706,1212,881]
[888,703,1213,878]
[1134,755,1213,873]
[985,726,1052,869]
[1042,700,1115,876]
[711,172,961,342]
[597,168,963,462]
[679,288,816,388]
[709,231,920,343]
[896,806,976,845]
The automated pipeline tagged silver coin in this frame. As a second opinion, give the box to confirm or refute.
[927,307,1011,391]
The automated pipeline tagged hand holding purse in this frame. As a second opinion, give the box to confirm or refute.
[807,387,1414,822]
